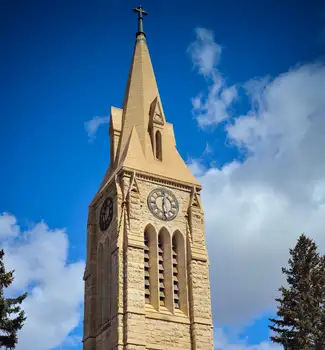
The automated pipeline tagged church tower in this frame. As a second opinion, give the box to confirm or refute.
[83,7,214,350]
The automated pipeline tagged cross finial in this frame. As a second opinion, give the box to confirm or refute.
[133,5,148,37]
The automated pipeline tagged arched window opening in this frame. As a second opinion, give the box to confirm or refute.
[172,231,188,314]
[155,130,162,161]
[144,225,158,309]
[158,234,165,306]
[97,244,104,328]
[103,239,111,322]
[158,228,173,311]
[144,231,151,304]
[172,236,180,309]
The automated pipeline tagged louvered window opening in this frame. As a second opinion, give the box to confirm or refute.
[144,234,150,304]
[158,241,165,306]
[172,242,179,309]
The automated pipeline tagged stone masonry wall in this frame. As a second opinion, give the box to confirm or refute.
[86,172,213,350]
[145,318,191,350]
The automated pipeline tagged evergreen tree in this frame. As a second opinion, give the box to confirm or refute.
[269,234,325,350]
[0,249,27,349]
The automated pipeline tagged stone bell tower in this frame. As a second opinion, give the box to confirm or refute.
[83,6,213,350]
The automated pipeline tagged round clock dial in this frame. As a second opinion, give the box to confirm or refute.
[147,188,179,221]
[99,197,113,231]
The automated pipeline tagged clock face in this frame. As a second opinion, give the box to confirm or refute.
[99,197,113,231]
[147,188,179,221]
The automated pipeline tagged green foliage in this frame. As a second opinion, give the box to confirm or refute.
[269,234,325,350]
[0,249,27,349]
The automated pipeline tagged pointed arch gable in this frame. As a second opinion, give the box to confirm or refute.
[144,223,157,239]
[158,226,171,241]
[172,230,185,244]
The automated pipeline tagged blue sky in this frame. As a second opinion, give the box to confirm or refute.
[1,1,325,349]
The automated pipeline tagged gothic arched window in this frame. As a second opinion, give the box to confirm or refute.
[158,228,172,311]
[158,233,165,306]
[155,130,162,161]
[144,225,158,308]
[172,231,187,314]
[103,238,111,323]
[172,235,180,309]
[144,231,151,304]
[97,243,104,328]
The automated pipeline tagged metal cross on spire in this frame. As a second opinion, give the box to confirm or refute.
[133,5,148,37]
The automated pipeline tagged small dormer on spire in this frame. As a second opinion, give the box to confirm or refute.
[149,97,165,161]
[133,5,148,37]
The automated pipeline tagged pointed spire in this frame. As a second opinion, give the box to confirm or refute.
[116,28,161,164]
[104,10,201,188]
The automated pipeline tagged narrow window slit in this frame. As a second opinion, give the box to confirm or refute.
[144,233,150,303]
[158,240,165,306]
[155,130,162,161]
[172,240,180,309]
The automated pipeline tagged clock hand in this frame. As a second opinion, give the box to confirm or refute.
[162,193,168,217]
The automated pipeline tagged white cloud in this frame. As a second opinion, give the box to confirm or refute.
[0,212,20,239]
[188,28,325,328]
[84,115,109,141]
[0,213,85,350]
[188,28,237,127]
[188,28,222,76]
[214,328,282,350]
[228,63,325,155]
